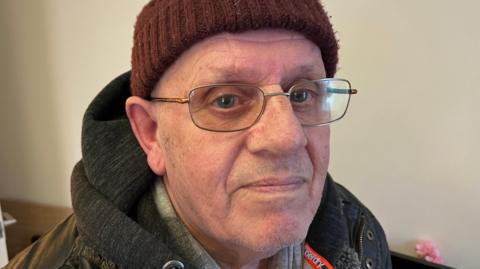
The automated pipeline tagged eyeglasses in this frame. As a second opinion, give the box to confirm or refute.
[149,78,357,132]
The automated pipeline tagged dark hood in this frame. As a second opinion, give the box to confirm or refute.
[70,71,362,268]
[71,71,191,268]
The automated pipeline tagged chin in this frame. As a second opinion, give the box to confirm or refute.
[218,186,323,257]
[232,209,314,256]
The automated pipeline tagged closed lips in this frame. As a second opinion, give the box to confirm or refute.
[242,177,306,192]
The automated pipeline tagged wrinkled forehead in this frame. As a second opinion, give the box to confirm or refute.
[208,29,309,42]
[154,29,326,95]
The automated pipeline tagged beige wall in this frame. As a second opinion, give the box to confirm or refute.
[0,1,478,268]
[0,0,144,206]
[324,1,480,268]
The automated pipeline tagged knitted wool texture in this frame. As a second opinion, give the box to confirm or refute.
[131,0,338,98]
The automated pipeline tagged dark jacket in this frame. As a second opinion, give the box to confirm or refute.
[4,72,391,269]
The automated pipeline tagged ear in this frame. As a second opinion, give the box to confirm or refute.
[125,96,166,175]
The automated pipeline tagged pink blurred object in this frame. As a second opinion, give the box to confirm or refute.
[415,240,444,264]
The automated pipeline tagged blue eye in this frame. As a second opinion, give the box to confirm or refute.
[290,90,310,103]
[214,95,238,108]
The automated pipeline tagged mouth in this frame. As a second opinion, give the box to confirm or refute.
[242,177,306,193]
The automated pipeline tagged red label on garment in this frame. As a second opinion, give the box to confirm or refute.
[304,243,334,269]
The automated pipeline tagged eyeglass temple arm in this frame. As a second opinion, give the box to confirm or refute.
[149,97,189,104]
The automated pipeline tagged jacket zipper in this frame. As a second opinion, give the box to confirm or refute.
[354,212,366,262]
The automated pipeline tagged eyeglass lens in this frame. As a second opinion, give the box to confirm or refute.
[188,79,352,132]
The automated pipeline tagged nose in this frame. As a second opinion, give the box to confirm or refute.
[245,87,308,156]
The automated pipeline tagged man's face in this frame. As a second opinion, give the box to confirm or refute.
[150,30,329,259]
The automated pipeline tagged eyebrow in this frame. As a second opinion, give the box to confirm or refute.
[199,64,323,86]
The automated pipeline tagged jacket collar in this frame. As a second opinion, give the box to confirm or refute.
[307,175,361,269]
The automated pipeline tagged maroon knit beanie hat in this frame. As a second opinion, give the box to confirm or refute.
[131,0,338,98]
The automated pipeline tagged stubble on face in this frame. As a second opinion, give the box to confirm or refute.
[151,29,330,265]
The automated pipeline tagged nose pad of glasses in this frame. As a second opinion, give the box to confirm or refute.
[246,95,308,153]
[253,91,302,130]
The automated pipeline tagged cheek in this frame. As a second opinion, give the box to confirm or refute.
[156,106,218,174]
[306,127,330,173]
[158,121,245,203]
[304,127,330,216]
[160,131,249,234]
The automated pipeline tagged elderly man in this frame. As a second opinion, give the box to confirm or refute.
[5,0,391,269]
